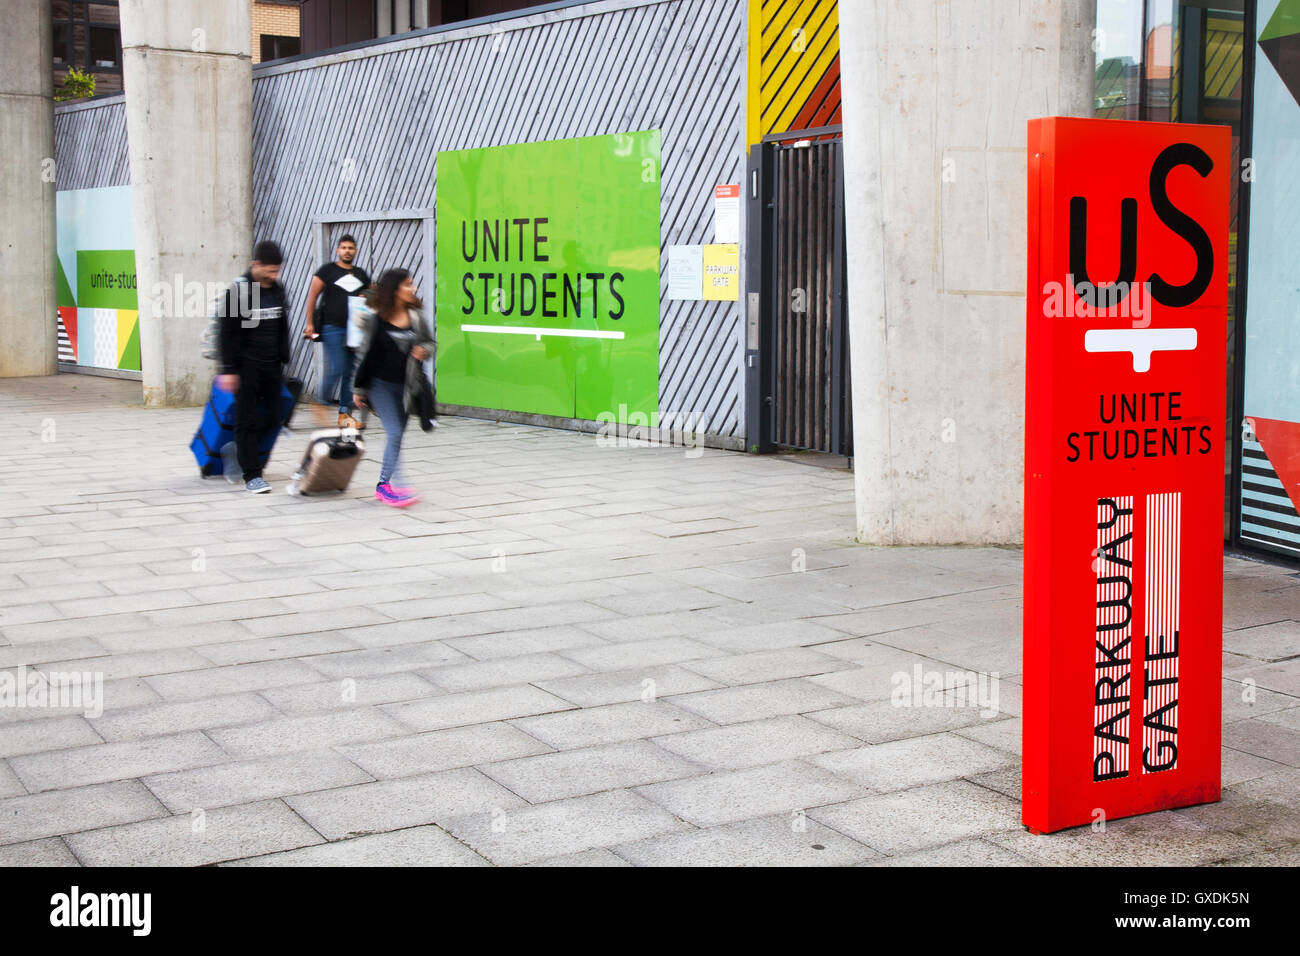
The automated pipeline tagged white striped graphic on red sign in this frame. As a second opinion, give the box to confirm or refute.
[1094,496,1133,780]
[1142,491,1181,773]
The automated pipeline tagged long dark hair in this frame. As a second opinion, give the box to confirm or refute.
[366,268,423,318]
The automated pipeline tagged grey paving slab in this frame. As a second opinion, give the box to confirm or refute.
[986,811,1261,867]
[864,838,1035,866]
[953,716,1022,755]
[1212,843,1300,866]
[810,733,1015,791]
[525,848,632,866]
[444,625,607,660]
[0,636,107,669]
[666,678,861,725]
[259,673,440,716]
[480,741,702,803]
[0,780,169,846]
[206,708,410,758]
[94,621,265,654]
[1228,765,1300,808]
[692,620,851,653]
[510,700,715,750]
[536,665,723,708]
[1259,705,1300,733]
[384,684,576,732]
[0,715,102,759]
[420,652,589,693]
[1173,788,1300,851]
[89,693,280,742]
[636,760,863,827]
[560,637,721,672]
[0,759,27,798]
[440,789,691,866]
[808,780,1022,855]
[806,697,1003,744]
[11,731,230,793]
[285,767,527,840]
[38,648,213,682]
[654,715,862,771]
[1221,717,1300,767]
[1221,747,1289,787]
[1223,620,1300,662]
[1220,679,1298,723]
[574,609,729,643]
[0,837,81,866]
[143,749,373,812]
[613,813,878,867]
[65,799,326,866]
[298,642,471,679]
[681,647,853,686]
[223,825,490,866]
[195,632,364,667]
[144,660,323,701]
[1223,659,1300,698]
[339,722,553,779]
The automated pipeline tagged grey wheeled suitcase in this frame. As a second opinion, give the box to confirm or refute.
[286,428,365,496]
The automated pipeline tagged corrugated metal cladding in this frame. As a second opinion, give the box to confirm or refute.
[53,96,131,191]
[253,0,748,440]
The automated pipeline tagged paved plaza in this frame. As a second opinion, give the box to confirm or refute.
[0,374,1296,866]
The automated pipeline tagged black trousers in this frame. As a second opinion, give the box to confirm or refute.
[235,361,283,481]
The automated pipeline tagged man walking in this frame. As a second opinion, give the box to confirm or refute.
[216,240,291,494]
[304,234,370,429]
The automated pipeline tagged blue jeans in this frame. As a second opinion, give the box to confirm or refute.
[318,325,355,413]
[366,377,407,485]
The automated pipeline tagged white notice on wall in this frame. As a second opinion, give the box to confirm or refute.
[714,184,741,244]
[667,245,704,300]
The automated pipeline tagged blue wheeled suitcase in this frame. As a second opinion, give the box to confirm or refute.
[191,378,299,478]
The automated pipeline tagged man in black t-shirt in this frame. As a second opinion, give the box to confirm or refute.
[304,234,370,429]
[216,240,291,494]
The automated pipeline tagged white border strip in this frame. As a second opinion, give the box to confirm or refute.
[461,324,624,340]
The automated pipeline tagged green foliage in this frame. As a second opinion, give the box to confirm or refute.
[54,67,96,102]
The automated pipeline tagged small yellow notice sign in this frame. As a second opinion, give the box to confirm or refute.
[702,243,740,301]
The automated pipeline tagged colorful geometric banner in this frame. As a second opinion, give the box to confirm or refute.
[55,186,139,372]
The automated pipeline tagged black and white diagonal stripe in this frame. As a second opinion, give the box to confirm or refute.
[1241,439,1300,554]
[56,312,75,364]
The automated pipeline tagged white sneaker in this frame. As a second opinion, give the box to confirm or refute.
[221,441,241,484]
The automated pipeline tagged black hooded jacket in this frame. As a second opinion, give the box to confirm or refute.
[217,271,292,374]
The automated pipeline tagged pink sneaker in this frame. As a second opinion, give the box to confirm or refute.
[375,482,419,507]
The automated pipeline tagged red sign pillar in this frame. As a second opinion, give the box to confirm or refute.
[1023,117,1229,833]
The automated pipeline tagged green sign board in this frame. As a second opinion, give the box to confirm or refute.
[76,250,137,310]
[436,130,662,421]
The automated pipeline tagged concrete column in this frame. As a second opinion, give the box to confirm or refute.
[839,0,1096,544]
[0,0,57,378]
[119,0,253,406]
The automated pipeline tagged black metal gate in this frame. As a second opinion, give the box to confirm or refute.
[745,134,851,456]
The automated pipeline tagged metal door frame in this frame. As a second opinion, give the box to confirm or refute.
[745,131,850,456]
[310,207,436,392]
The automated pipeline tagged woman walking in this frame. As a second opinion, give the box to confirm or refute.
[351,268,436,507]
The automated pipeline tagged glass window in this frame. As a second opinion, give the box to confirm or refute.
[1238,0,1300,556]
[53,23,69,65]
[260,35,301,62]
[1095,0,1145,119]
[1098,2,1247,539]
[90,25,118,68]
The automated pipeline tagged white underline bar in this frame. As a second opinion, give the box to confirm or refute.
[461,324,625,340]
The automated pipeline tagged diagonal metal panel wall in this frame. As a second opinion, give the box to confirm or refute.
[53,95,131,191]
[252,0,747,439]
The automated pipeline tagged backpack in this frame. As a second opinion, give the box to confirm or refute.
[201,277,249,362]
